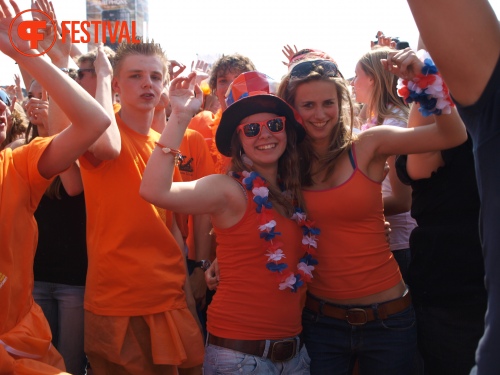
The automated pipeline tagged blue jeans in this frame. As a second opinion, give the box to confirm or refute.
[302,299,417,375]
[203,340,310,374]
[33,281,87,375]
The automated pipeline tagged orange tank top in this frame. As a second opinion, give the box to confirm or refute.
[303,146,401,300]
[208,178,306,340]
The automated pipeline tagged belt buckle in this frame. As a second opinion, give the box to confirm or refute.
[346,308,368,325]
[270,339,296,362]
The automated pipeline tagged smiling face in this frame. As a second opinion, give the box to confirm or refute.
[238,112,287,169]
[293,80,340,147]
[112,54,165,112]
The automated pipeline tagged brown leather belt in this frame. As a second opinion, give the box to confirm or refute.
[208,333,302,362]
[305,291,411,325]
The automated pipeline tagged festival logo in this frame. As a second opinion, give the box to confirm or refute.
[9,3,144,57]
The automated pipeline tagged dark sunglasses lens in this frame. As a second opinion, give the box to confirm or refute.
[243,123,261,137]
[267,118,284,132]
[291,60,338,78]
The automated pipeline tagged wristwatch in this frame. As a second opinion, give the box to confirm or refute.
[194,259,211,271]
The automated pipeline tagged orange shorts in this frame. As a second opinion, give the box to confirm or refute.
[84,308,204,374]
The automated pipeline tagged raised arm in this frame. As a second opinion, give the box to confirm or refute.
[86,44,121,162]
[140,73,244,223]
[0,0,111,179]
[363,48,467,157]
[407,0,500,106]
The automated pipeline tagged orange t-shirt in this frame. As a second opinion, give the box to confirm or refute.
[303,148,402,300]
[0,137,67,371]
[80,114,186,316]
[177,129,215,259]
[208,179,306,340]
[188,110,217,164]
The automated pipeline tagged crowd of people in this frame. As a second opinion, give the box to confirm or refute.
[0,0,499,374]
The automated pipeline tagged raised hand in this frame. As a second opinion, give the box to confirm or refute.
[94,43,112,78]
[371,31,397,50]
[191,59,209,73]
[33,0,71,64]
[282,44,298,66]
[382,48,424,81]
[14,73,20,85]
[0,0,31,57]
[25,92,49,127]
[168,59,186,81]
[168,72,202,119]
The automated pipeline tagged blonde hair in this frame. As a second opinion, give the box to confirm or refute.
[357,47,408,125]
[278,63,355,186]
[0,104,27,149]
[76,45,116,67]
[113,39,168,80]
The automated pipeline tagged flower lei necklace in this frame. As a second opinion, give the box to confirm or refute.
[233,170,320,292]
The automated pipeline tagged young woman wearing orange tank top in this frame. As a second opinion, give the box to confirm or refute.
[277,49,467,374]
[141,71,318,374]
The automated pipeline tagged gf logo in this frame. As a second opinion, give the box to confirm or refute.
[8,9,57,57]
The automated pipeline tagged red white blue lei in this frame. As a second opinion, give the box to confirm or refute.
[234,170,320,292]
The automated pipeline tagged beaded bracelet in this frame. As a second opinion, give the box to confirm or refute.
[154,141,183,166]
[396,50,455,117]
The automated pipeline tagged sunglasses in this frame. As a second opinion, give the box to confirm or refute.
[77,68,96,80]
[0,90,11,106]
[290,59,339,79]
[237,116,286,138]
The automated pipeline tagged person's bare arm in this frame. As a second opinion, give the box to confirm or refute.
[404,104,445,180]
[0,1,111,179]
[86,44,121,162]
[407,0,500,106]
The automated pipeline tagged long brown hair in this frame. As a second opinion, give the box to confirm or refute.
[278,64,356,186]
[229,120,305,217]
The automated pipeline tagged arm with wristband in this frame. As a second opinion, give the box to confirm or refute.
[384,48,466,180]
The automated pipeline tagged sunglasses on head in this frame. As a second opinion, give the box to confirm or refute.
[0,91,11,107]
[237,116,286,138]
[77,68,96,80]
[290,59,339,79]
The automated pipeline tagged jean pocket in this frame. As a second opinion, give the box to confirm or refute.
[380,305,416,331]
[208,345,260,374]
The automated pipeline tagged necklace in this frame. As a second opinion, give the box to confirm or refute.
[234,170,320,292]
